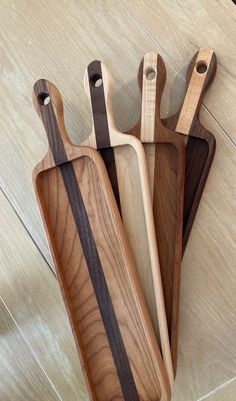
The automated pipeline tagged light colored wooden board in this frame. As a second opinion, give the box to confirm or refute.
[0,190,89,401]
[201,378,236,401]
[0,298,59,401]
[121,0,236,144]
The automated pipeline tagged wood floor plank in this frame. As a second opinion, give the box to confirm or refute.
[0,191,89,401]
[201,378,236,401]
[0,299,59,401]
[121,0,236,144]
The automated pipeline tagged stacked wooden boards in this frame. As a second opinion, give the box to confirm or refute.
[125,48,217,373]
[32,48,216,401]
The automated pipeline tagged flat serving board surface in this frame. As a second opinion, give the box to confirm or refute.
[33,79,170,401]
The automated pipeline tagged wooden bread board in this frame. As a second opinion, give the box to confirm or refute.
[32,79,170,401]
[125,52,185,374]
[82,61,174,385]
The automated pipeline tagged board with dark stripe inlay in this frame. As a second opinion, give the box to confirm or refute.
[83,61,174,386]
[32,80,170,401]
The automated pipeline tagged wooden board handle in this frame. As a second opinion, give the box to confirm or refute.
[137,52,166,142]
[33,80,72,165]
[176,48,217,135]
[84,60,116,148]
[85,59,174,387]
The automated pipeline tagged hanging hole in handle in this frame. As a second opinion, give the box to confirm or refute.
[38,92,51,105]
[196,61,208,74]
[90,74,103,88]
[145,67,157,80]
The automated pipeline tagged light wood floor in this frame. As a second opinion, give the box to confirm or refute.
[0,1,236,400]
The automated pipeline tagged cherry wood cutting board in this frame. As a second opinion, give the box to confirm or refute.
[32,79,170,401]
[82,61,174,385]
[163,48,217,252]
[125,52,185,374]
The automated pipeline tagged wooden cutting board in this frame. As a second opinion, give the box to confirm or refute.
[125,52,185,374]
[163,48,217,252]
[82,61,174,385]
[32,79,170,401]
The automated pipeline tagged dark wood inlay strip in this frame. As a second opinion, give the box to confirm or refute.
[34,80,68,165]
[87,61,110,150]
[88,61,121,212]
[59,162,140,401]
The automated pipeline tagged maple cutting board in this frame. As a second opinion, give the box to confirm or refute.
[82,61,174,385]
[125,52,185,374]
[163,47,217,252]
[32,79,171,401]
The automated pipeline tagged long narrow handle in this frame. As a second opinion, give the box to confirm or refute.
[137,52,166,142]
[33,79,71,165]
[84,61,122,210]
[175,48,217,135]
[84,60,117,149]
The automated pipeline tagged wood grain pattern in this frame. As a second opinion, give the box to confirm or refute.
[0,299,59,401]
[87,61,121,211]
[0,189,88,401]
[122,0,236,143]
[0,0,171,267]
[33,79,170,401]
[164,48,217,251]
[175,49,215,135]
[171,109,236,401]
[83,60,174,385]
[0,2,236,401]
[125,52,185,374]
[202,379,236,401]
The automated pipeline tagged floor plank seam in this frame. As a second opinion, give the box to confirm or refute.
[0,187,55,275]
[119,0,236,148]
[0,295,64,401]
[196,375,236,401]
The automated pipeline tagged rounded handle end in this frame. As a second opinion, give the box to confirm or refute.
[84,60,116,145]
[137,52,166,140]
[33,80,71,159]
[33,79,64,119]
[186,48,217,92]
